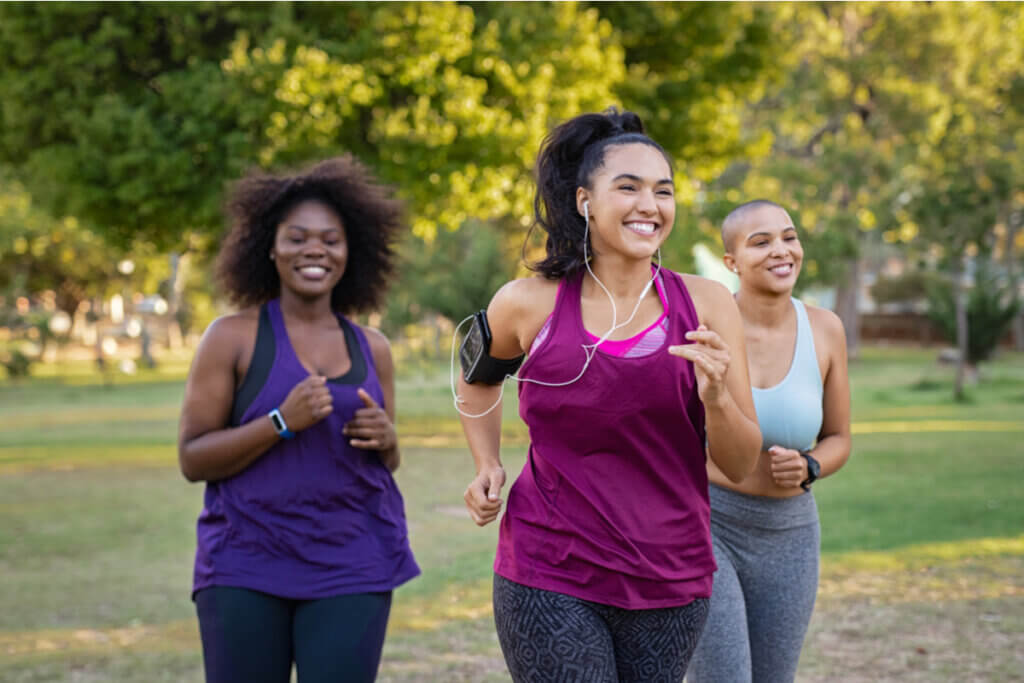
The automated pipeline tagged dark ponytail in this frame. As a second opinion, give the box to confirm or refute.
[526,107,671,279]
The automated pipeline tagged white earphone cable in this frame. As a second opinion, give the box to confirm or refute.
[451,207,663,419]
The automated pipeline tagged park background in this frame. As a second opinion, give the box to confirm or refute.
[0,2,1022,681]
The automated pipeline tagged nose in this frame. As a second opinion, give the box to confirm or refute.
[636,188,657,214]
[302,239,327,257]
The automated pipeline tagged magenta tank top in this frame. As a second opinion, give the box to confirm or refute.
[495,268,715,609]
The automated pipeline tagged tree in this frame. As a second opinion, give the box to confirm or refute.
[0,174,122,317]
[926,263,1019,370]
[691,2,1024,365]
[0,3,784,303]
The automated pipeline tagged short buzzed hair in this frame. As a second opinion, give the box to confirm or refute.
[721,199,785,252]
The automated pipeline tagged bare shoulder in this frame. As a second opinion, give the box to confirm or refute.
[679,273,736,325]
[804,303,846,346]
[489,275,561,354]
[197,309,258,353]
[187,308,259,381]
[490,275,560,317]
[357,324,393,359]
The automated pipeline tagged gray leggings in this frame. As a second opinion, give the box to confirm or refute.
[688,484,820,683]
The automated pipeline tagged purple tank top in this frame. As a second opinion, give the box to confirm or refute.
[495,269,714,609]
[192,299,419,599]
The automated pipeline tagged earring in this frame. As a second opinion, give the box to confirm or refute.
[270,252,275,261]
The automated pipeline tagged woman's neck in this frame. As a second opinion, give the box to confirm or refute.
[278,290,334,323]
[734,286,793,328]
[585,254,656,300]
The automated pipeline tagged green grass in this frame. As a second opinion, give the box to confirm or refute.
[1,347,1022,681]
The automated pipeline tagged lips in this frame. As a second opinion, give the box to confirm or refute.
[624,222,657,236]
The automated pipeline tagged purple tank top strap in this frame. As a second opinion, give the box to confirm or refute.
[265,299,306,377]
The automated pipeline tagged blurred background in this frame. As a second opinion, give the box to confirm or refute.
[0,3,1022,682]
[1,1,1022,386]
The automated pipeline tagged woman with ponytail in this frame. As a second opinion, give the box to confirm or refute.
[456,109,762,682]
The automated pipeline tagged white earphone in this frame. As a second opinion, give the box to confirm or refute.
[582,199,590,216]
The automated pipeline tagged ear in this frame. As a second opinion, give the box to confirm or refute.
[576,187,590,218]
[722,252,737,274]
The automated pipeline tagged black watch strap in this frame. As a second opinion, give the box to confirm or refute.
[800,451,820,491]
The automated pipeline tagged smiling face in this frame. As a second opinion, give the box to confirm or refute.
[724,204,803,294]
[577,143,675,263]
[270,198,348,301]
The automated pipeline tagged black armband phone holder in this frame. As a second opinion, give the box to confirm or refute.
[460,310,525,384]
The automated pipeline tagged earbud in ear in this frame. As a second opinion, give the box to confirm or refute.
[582,200,590,216]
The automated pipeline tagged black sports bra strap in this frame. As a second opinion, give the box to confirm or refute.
[230,304,276,426]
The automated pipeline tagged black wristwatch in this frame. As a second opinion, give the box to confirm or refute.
[800,451,821,492]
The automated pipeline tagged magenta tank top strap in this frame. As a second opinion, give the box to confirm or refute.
[661,269,700,339]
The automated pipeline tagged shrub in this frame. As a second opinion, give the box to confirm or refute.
[926,264,1019,364]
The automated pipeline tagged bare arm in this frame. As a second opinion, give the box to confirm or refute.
[810,308,851,478]
[672,277,761,482]
[178,316,333,482]
[768,308,852,488]
[458,278,555,525]
[345,327,401,472]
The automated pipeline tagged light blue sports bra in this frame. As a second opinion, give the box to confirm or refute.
[752,299,824,452]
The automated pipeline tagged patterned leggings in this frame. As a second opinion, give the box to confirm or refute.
[493,574,710,683]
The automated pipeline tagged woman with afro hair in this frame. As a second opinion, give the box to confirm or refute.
[178,156,419,683]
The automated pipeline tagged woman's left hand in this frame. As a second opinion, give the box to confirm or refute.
[343,388,397,451]
[768,445,808,488]
[669,324,732,406]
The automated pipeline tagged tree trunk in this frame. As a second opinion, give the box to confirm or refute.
[1011,311,1024,352]
[1004,208,1024,351]
[833,257,861,360]
[166,251,190,350]
[952,257,969,401]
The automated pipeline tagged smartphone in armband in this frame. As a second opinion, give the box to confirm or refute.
[460,310,524,385]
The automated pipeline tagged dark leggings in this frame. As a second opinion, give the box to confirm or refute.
[493,574,710,683]
[195,586,392,683]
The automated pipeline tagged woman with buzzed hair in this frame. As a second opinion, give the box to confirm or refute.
[178,156,419,683]
[688,200,852,683]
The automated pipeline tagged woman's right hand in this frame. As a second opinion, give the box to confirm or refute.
[278,375,334,432]
[464,465,506,526]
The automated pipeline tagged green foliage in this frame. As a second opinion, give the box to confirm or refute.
[871,269,946,305]
[0,347,32,378]
[926,265,1020,364]
[0,2,783,251]
[386,220,517,329]
[0,175,120,312]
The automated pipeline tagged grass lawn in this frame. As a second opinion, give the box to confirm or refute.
[0,346,1022,681]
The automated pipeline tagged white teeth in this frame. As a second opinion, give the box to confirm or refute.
[626,222,656,235]
[770,264,792,274]
[299,266,327,276]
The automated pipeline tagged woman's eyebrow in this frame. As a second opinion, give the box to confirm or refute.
[611,173,674,185]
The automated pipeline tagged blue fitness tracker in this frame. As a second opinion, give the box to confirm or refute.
[268,408,295,439]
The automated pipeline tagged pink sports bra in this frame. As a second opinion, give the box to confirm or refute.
[531,270,668,358]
